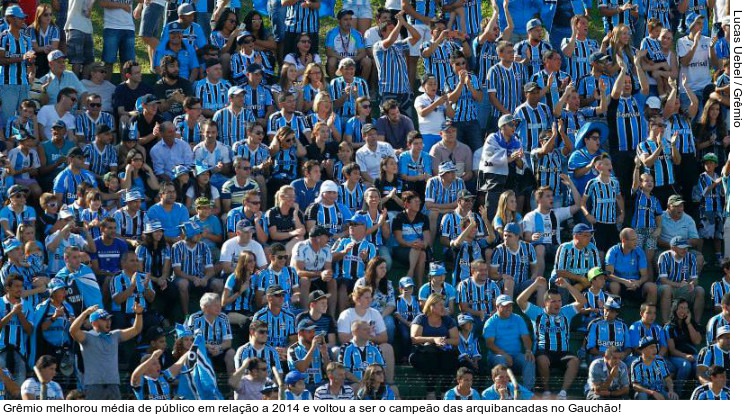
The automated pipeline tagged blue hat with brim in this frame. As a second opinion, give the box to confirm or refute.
[2,238,22,253]
[574,121,609,150]
[457,314,475,325]
[686,13,704,29]
[194,164,211,176]
[48,279,67,293]
[4,5,26,19]
[143,221,164,234]
[175,323,194,339]
[572,223,594,234]
[124,190,143,203]
[181,221,203,239]
[399,277,415,288]
[285,370,307,385]
[429,263,446,277]
[90,309,112,322]
[172,164,191,179]
[504,222,521,236]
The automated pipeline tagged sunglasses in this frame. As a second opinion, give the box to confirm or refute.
[255,329,268,334]
[88,103,101,108]
[249,200,261,205]
[47,201,58,208]
[275,255,288,260]
[361,104,371,109]
[238,166,251,170]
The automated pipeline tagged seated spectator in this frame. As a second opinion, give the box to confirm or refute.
[605,228,656,305]
[186,292,235,374]
[443,366,482,400]
[690,365,730,400]
[37,89,77,141]
[483,294,535,390]
[233,320,282,380]
[229,357,269,400]
[20,355,65,400]
[172,221,221,314]
[146,181,190,244]
[313,361,355,400]
[253,285,298,360]
[391,191,429,286]
[482,364,536,400]
[291,225,334,312]
[664,298,702,395]
[153,22,200,82]
[38,51,86,106]
[696,325,730,386]
[150,121,194,181]
[75,93,116,144]
[657,236,705,324]
[585,346,630,400]
[631,336,679,400]
[255,244,300,311]
[325,10,371,81]
[81,63,116,114]
[374,98,414,151]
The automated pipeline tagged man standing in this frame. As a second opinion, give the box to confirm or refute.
[213,86,257,147]
[482,294,535,390]
[479,114,526,221]
[89,217,129,300]
[172,221,220,317]
[444,50,483,151]
[677,14,717,112]
[372,11,420,116]
[487,41,527,123]
[0,5,34,120]
[70,304,143,399]
[0,273,33,388]
[99,0,136,75]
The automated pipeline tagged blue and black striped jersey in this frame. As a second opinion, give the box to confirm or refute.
[256,266,300,310]
[443,72,481,122]
[288,340,324,386]
[487,61,527,118]
[514,101,554,153]
[697,344,730,374]
[212,106,256,147]
[630,355,669,392]
[608,96,646,152]
[524,302,579,352]
[186,311,233,345]
[690,383,731,400]
[586,318,629,353]
[631,190,663,229]
[75,112,115,144]
[339,340,385,381]
[243,83,275,120]
[373,40,411,94]
[421,40,459,92]
[328,76,369,119]
[637,139,676,187]
[172,240,213,277]
[253,306,297,347]
[456,278,500,316]
[560,38,598,81]
[530,70,572,113]
[284,2,319,34]
[514,39,552,79]
[0,30,33,85]
[234,341,282,371]
[331,237,377,281]
[657,250,698,283]
[193,78,232,113]
[584,176,621,224]
[490,242,537,285]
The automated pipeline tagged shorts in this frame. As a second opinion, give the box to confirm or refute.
[139,3,165,38]
[636,227,658,251]
[102,28,136,64]
[344,4,373,19]
[593,222,620,252]
[408,25,431,57]
[309,277,331,293]
[65,29,94,65]
[533,242,559,262]
[658,283,697,302]
[535,350,578,371]
[699,212,724,240]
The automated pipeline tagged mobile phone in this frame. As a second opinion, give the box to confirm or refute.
[238,23,246,30]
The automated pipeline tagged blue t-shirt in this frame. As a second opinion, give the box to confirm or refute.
[605,244,648,281]
[411,313,457,339]
[290,178,321,213]
[91,237,129,274]
[482,313,530,355]
[147,203,190,239]
[482,382,534,400]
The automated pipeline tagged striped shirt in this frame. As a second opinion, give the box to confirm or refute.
[524,302,578,352]
[75,112,115,144]
[584,176,621,224]
[440,211,487,242]
[243,83,274,120]
[0,296,32,356]
[514,101,553,153]
[576,73,615,107]
[132,372,175,400]
[667,114,695,154]
[343,116,374,144]
[252,306,297,348]
[193,78,232,113]
[26,24,60,50]
[491,242,537,285]
[339,340,385,381]
[373,40,411,94]
[473,38,499,86]
[186,311,233,345]
[267,111,310,139]
[608,96,646,152]
[458,331,481,360]
[637,139,676,187]
[212,106,256,147]
[0,30,33,85]
[172,115,201,144]
[586,318,629,353]
[630,356,669,392]
[338,182,365,212]
[83,142,119,176]
[288,341,324,386]
[628,320,668,350]
[690,383,731,400]
[0,206,36,241]
[419,282,458,307]
[306,202,351,238]
[657,250,698,283]
[695,172,724,214]
[270,148,300,180]
[551,241,602,278]
[313,383,355,400]
[234,342,282,371]
[444,72,481,122]
[561,38,598,81]
[406,0,437,25]
[443,387,482,400]
[697,344,729,374]
[230,51,274,86]
[328,77,369,119]
[640,36,665,64]
[705,312,729,345]
[643,0,672,32]
[710,281,729,310]
[223,273,257,313]
[422,40,459,92]
[449,0,481,36]
[109,271,153,313]
[135,245,171,278]
[631,190,663,229]
[487,62,527,118]
[582,289,609,324]
[514,40,552,78]
[560,107,597,147]
[396,295,421,322]
[7,148,40,181]
[452,240,483,285]
[424,176,465,205]
[531,148,564,193]
[171,240,213,277]
[284,3,319,34]
[256,266,300,310]
[599,0,635,33]
[52,168,98,204]
[331,238,377,281]
[530,70,571,113]
[456,278,500,316]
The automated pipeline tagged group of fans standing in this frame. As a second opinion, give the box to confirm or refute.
[0,0,732,402]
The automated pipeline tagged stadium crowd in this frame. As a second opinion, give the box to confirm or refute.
[0,0,732,401]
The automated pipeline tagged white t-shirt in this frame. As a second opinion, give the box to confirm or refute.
[291,239,332,272]
[677,35,712,92]
[337,307,386,337]
[37,105,76,141]
[102,1,135,31]
[522,207,573,245]
[81,80,117,113]
[355,141,396,180]
[414,93,446,136]
[219,236,267,270]
[65,0,94,33]
[20,378,65,400]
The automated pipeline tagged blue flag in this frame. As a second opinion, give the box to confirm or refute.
[254,0,335,17]
[179,334,223,400]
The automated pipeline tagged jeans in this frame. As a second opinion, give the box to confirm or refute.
[0,84,29,122]
[454,119,483,152]
[487,351,536,390]
[477,85,493,132]
[102,29,135,64]
[383,314,396,344]
[268,0,287,42]
[0,349,26,389]
[667,355,696,394]
[635,389,669,400]
[396,320,413,360]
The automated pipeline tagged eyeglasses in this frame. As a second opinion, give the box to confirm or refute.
[189,106,202,111]
[276,255,288,260]
[588,135,600,141]
[238,166,251,171]
[361,104,371,109]
[88,103,101,108]
[299,39,311,44]
[132,157,144,162]
[252,130,265,135]
[255,330,268,335]
[249,200,261,205]
[46,201,58,208]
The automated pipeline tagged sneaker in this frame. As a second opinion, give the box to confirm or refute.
[558,390,568,400]
[542,391,552,400]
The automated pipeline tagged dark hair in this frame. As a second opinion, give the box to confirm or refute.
[246,357,267,372]
[364,256,389,296]
[381,99,398,114]
[122,60,140,76]
[35,354,57,369]
[709,365,726,377]
[667,298,696,326]
[3,273,23,290]
[402,190,420,203]
[160,55,179,72]
[544,288,562,302]
[250,319,268,332]
[184,96,202,109]
[449,49,466,64]
[159,181,175,195]
[342,162,361,177]
[243,11,268,40]
[270,243,287,255]
[406,130,423,145]
[456,366,473,380]
[303,160,320,176]
[214,8,237,32]
[56,87,77,103]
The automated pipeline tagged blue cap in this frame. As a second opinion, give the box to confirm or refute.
[175,323,194,339]
[441,118,455,130]
[336,8,354,20]
[504,222,521,236]
[167,21,184,34]
[589,52,611,65]
[228,85,246,97]
[638,336,658,350]
[496,294,514,306]
[236,219,254,232]
[194,164,211,176]
[348,214,367,226]
[572,223,594,234]
[574,121,609,150]
[2,238,22,253]
[526,18,542,31]
[4,5,26,19]
[686,13,704,29]
[716,325,730,338]
[124,190,143,203]
[399,277,415,288]
[605,296,621,310]
[670,236,690,248]
[237,31,255,44]
[90,309,112,322]
[429,262,446,277]
[48,279,67,293]
[177,3,196,15]
[297,319,316,331]
[438,161,457,174]
[285,370,307,385]
[181,221,203,239]
[171,164,191,179]
[143,221,164,234]
[260,380,279,394]
[457,313,474,325]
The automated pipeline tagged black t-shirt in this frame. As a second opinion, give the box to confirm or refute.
[306,141,339,166]
[391,210,430,243]
[113,82,154,115]
[295,311,337,341]
[374,176,404,212]
[266,206,297,236]
[135,113,165,158]
[153,77,194,119]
